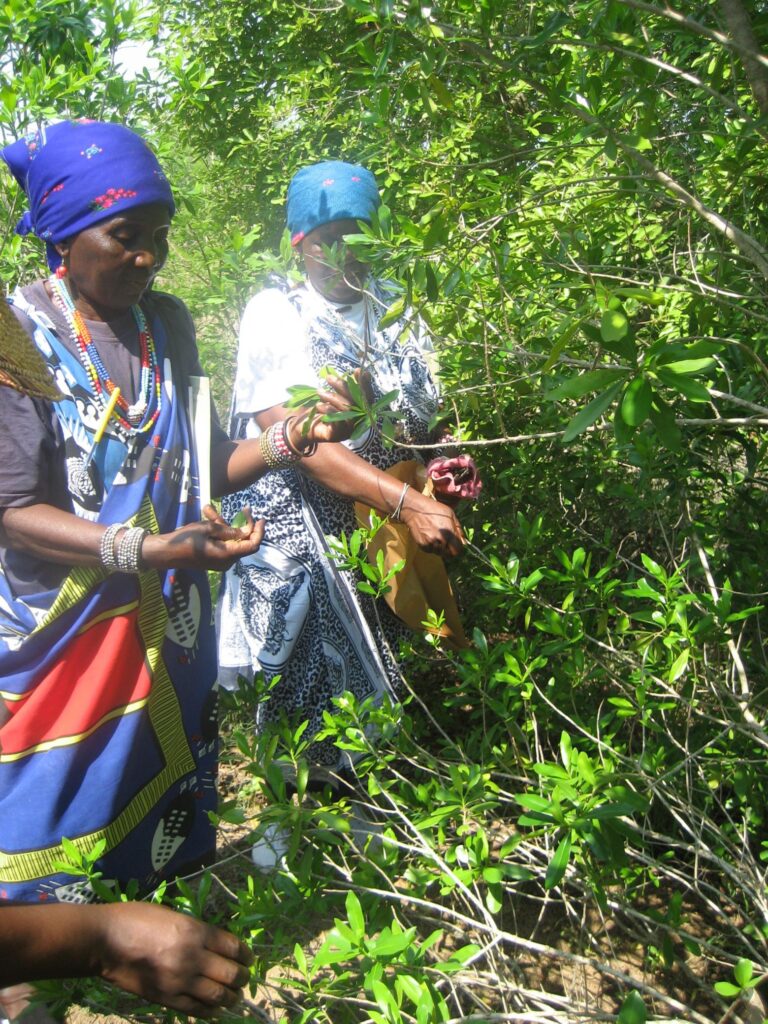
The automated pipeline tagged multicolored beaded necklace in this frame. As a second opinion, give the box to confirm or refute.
[48,268,161,435]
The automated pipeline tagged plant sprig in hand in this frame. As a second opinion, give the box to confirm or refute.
[286,367,402,446]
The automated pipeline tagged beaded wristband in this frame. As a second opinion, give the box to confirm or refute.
[259,421,304,470]
[100,522,124,572]
[116,526,148,573]
[392,482,410,522]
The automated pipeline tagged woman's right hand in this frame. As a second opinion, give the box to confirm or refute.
[97,902,252,1017]
[289,368,374,447]
[142,505,264,571]
[399,490,465,557]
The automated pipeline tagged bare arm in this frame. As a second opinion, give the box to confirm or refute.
[0,503,264,573]
[0,902,251,1017]
[255,405,465,557]
[210,373,371,496]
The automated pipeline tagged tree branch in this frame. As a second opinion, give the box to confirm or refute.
[718,0,768,116]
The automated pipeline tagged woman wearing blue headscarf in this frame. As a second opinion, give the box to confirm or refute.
[219,161,465,827]
[0,122,360,912]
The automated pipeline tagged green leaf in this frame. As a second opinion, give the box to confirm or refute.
[667,648,689,683]
[425,263,439,302]
[518,811,557,826]
[443,944,481,969]
[617,990,647,1024]
[516,793,552,812]
[733,958,754,988]
[656,368,710,402]
[376,204,392,238]
[372,388,400,412]
[544,832,572,890]
[535,763,570,781]
[345,890,365,940]
[541,317,585,373]
[371,979,399,1016]
[279,228,293,263]
[614,404,635,445]
[658,357,715,375]
[396,974,424,1005]
[294,943,308,977]
[313,929,354,968]
[216,805,246,824]
[714,981,742,998]
[562,381,623,442]
[600,309,629,343]
[321,409,358,422]
[368,926,416,958]
[620,378,652,426]
[485,883,503,914]
[589,801,644,819]
[649,399,682,451]
[379,297,405,329]
[473,627,488,654]
[560,731,573,770]
[546,368,626,401]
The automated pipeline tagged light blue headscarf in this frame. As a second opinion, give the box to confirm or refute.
[287,160,380,245]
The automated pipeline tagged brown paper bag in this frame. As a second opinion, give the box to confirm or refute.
[355,461,469,650]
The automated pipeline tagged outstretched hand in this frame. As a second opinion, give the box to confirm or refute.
[99,902,252,1017]
[290,368,374,446]
[142,504,264,571]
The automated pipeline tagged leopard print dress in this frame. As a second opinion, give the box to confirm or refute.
[218,279,440,773]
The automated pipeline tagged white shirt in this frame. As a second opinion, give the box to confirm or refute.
[231,279,439,440]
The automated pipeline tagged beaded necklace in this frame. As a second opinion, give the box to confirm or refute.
[49,270,161,435]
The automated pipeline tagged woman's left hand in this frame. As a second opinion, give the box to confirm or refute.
[289,369,373,447]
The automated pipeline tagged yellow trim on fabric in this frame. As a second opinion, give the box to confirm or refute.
[34,564,107,634]
[0,761,192,883]
[0,498,199,885]
[0,698,149,763]
[0,690,24,702]
[76,600,139,635]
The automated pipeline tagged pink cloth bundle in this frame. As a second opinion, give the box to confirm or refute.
[426,455,483,503]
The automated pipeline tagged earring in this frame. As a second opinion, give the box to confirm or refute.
[55,264,67,279]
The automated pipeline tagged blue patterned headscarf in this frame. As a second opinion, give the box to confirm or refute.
[1,120,175,270]
[287,160,380,246]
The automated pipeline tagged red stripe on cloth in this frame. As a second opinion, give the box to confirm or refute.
[0,610,151,756]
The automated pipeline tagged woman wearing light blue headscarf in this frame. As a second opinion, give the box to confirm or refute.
[219,160,465,818]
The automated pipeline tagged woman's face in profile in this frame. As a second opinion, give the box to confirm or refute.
[300,218,367,303]
[56,203,171,319]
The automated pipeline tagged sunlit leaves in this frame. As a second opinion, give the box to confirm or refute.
[600,308,629,343]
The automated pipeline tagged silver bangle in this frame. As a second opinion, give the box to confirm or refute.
[392,482,410,522]
[100,522,124,572]
[116,526,148,573]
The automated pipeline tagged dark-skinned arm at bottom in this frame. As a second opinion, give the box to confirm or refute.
[0,902,252,1018]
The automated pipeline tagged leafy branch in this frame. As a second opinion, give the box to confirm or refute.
[286,369,403,446]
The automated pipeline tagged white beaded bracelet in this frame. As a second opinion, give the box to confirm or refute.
[99,522,124,572]
[116,526,148,573]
